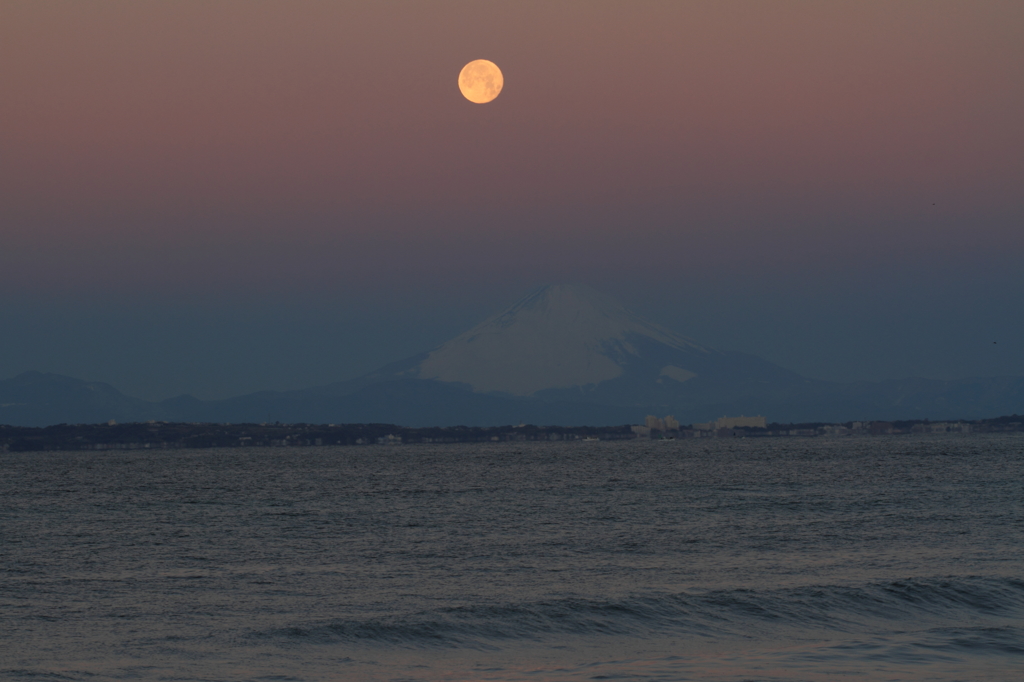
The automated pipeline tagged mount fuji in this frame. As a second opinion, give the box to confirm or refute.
[176,283,816,425]
[417,284,723,395]
[3,284,1023,426]
[398,283,808,406]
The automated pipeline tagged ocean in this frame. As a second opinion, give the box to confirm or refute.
[2,435,1022,681]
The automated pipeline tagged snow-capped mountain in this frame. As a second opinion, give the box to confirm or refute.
[416,284,712,395]
[397,283,808,414]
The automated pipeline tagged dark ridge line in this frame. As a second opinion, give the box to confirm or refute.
[2,415,1023,452]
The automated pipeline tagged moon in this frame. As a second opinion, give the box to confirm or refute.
[458,60,503,103]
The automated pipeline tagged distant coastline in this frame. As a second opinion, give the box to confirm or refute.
[3,415,1023,452]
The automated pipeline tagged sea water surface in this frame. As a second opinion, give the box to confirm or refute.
[2,435,1022,681]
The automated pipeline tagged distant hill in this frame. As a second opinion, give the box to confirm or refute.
[2,285,1022,426]
[0,371,154,426]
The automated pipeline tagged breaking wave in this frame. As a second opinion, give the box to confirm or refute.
[257,576,1024,649]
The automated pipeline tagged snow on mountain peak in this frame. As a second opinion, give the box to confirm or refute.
[416,284,708,396]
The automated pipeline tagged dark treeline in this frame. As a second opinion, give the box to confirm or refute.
[0,421,636,452]
[2,416,1023,453]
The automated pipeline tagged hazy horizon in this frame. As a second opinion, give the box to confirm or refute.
[3,276,1022,402]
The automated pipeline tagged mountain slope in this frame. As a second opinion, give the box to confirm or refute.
[408,284,812,414]
[415,284,714,395]
[0,371,153,426]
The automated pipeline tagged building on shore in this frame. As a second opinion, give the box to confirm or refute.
[634,414,768,438]
[645,415,666,431]
[643,415,681,432]
[713,415,766,429]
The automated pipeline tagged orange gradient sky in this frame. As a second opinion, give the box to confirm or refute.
[1,1,1023,397]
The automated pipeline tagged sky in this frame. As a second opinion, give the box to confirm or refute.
[1,1,1022,400]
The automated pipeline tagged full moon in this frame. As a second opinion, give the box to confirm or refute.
[458,60,503,103]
